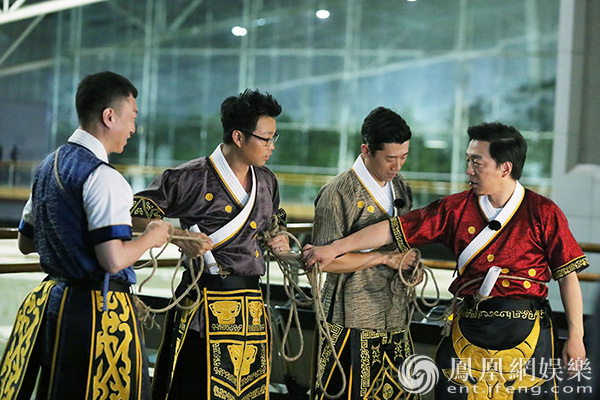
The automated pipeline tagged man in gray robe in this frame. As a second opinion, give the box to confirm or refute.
[312,107,419,399]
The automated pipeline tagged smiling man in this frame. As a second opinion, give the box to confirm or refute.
[131,89,288,400]
[0,71,171,399]
[311,107,419,400]
[304,122,588,400]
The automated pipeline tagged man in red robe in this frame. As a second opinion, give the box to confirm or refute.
[304,122,587,399]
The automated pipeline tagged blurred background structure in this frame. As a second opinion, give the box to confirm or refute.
[0,0,568,219]
[0,0,598,396]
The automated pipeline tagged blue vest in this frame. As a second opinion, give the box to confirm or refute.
[31,143,134,284]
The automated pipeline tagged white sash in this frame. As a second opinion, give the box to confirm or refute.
[190,145,257,274]
[351,155,396,217]
[457,181,525,274]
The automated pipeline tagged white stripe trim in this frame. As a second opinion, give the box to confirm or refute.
[457,181,525,274]
[209,144,249,206]
[191,164,257,274]
[351,154,395,217]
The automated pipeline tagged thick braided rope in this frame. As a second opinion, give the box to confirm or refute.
[260,216,347,399]
[132,229,208,326]
[391,248,442,329]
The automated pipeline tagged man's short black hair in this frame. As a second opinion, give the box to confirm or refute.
[221,89,282,144]
[361,107,412,153]
[76,71,137,128]
[467,122,527,180]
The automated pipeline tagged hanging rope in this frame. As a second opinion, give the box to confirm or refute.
[132,228,210,327]
[131,216,445,398]
[391,248,442,328]
[259,215,347,399]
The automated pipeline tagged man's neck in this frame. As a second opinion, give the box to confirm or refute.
[361,154,386,187]
[488,180,517,208]
[221,144,251,190]
[79,124,112,156]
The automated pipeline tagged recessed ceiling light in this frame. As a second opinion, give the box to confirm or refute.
[316,9,330,19]
[231,26,247,36]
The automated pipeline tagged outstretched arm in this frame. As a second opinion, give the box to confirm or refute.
[558,272,585,376]
[319,250,417,273]
[303,219,393,269]
[132,216,212,259]
[95,220,172,274]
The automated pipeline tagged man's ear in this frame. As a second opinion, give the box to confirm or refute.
[501,161,513,178]
[101,107,114,128]
[360,143,370,158]
[232,130,244,148]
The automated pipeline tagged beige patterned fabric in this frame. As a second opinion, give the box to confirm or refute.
[312,168,412,331]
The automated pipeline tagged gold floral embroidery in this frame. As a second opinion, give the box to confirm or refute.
[0,281,56,398]
[91,291,136,400]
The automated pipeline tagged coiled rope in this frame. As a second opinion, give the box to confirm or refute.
[132,217,444,399]
[391,248,441,328]
[132,228,211,327]
[259,216,448,399]
[259,215,347,399]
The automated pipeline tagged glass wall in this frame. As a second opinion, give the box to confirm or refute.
[0,0,560,221]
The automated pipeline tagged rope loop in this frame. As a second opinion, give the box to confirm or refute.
[132,227,206,327]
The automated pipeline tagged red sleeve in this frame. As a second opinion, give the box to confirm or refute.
[540,198,589,279]
[390,191,471,251]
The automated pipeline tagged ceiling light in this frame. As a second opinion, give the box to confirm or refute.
[231,26,247,36]
[316,9,330,19]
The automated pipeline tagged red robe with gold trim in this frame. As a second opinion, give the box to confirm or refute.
[390,188,588,298]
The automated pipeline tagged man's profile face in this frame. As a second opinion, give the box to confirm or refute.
[362,141,409,186]
[238,115,277,167]
[466,140,504,197]
[109,94,137,154]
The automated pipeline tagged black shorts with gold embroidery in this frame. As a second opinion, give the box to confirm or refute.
[313,322,419,400]
[435,297,557,400]
[152,273,269,400]
[0,277,149,400]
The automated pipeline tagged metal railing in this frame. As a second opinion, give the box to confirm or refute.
[1,225,598,282]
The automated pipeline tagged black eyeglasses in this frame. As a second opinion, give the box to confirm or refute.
[248,131,279,146]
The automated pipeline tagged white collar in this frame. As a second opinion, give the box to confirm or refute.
[351,154,395,216]
[67,129,109,163]
[209,144,252,206]
[457,181,525,274]
[478,182,524,222]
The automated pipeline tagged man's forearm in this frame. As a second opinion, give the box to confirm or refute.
[321,251,388,273]
[330,220,393,257]
[558,272,584,340]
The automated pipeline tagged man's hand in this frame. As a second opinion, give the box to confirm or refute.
[172,230,213,259]
[562,336,586,377]
[381,250,423,284]
[382,250,418,271]
[302,243,338,269]
[267,232,290,253]
[144,220,172,247]
[557,272,585,378]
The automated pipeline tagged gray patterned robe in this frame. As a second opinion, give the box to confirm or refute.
[313,168,413,331]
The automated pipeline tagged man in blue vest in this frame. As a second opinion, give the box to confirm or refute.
[0,71,172,399]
